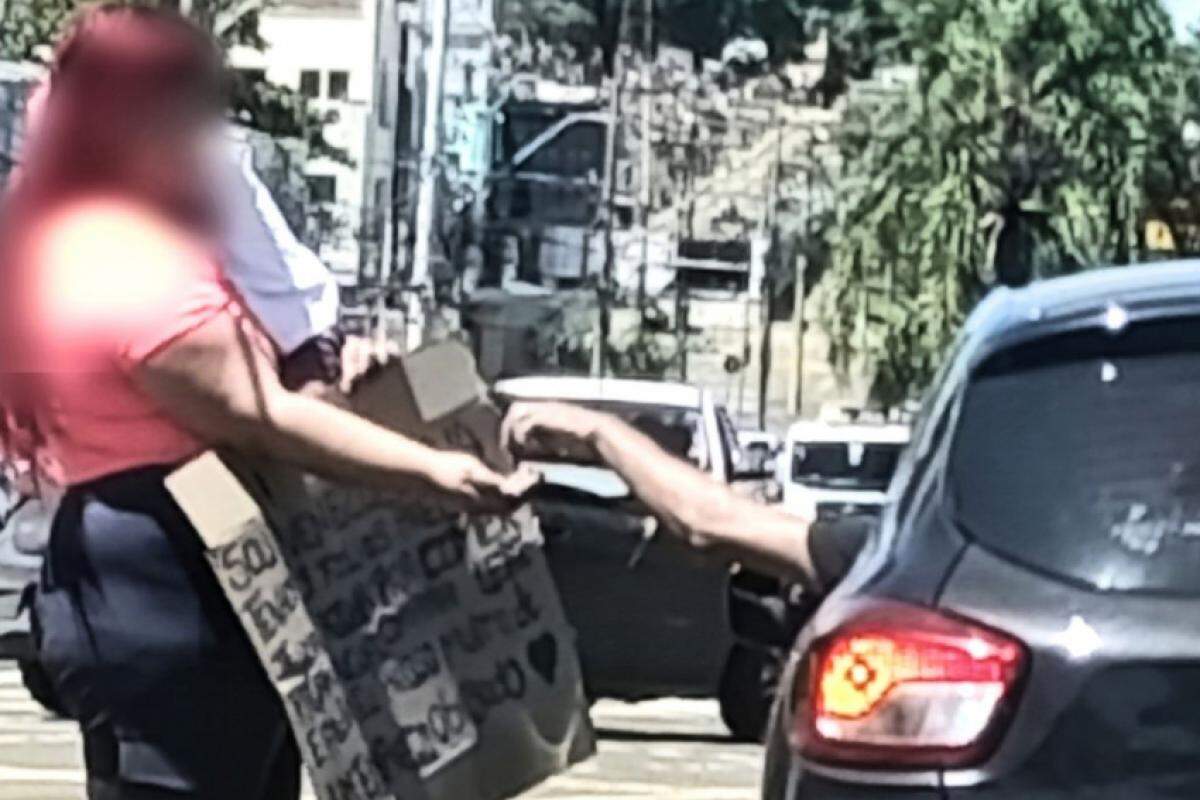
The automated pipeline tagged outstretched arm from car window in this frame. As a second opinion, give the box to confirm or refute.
[502,401,822,587]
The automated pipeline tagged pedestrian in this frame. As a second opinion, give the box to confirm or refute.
[0,7,533,799]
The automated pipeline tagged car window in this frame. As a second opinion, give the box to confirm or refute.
[714,406,739,479]
[892,332,970,523]
[949,315,1200,594]
[791,442,903,492]
[504,398,710,470]
[911,335,966,459]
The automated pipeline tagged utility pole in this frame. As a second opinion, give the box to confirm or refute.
[791,124,822,417]
[410,0,449,351]
[386,15,412,286]
[593,0,631,377]
[789,150,810,417]
[790,246,807,416]
[635,0,653,309]
[675,276,688,381]
[757,118,786,430]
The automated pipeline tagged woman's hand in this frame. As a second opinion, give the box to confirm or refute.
[500,401,605,452]
[427,451,540,508]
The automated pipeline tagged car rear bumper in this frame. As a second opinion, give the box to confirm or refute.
[771,774,1168,800]
[766,770,944,800]
[765,750,1200,799]
[763,703,945,800]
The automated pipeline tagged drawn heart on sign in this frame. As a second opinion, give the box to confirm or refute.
[526,632,558,686]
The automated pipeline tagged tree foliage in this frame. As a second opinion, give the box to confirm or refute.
[0,0,340,160]
[0,0,76,61]
[497,0,873,67]
[498,0,599,49]
[0,0,259,61]
[820,0,1197,407]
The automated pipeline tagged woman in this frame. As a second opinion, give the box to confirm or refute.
[0,7,529,798]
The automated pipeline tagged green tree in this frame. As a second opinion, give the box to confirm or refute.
[0,0,75,61]
[496,0,878,75]
[0,0,261,61]
[0,0,341,161]
[820,0,1194,408]
[498,0,599,54]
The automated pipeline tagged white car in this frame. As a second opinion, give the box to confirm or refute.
[496,376,740,494]
[777,420,910,521]
[494,376,770,738]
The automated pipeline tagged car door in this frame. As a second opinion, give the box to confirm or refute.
[533,485,733,700]
[531,401,735,701]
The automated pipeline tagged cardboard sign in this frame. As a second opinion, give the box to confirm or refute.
[166,342,594,800]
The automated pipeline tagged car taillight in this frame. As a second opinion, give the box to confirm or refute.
[795,604,1025,769]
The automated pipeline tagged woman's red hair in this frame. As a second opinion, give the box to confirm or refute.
[18,3,222,205]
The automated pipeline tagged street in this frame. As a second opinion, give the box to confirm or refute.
[0,665,762,799]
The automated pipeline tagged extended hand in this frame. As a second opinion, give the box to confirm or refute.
[427,451,540,509]
[500,401,604,453]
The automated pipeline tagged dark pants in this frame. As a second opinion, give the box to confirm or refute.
[35,466,300,800]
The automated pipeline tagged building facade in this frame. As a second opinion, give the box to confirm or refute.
[360,0,499,289]
[0,61,39,188]
[229,0,383,285]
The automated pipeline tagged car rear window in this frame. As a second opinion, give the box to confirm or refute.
[949,316,1200,594]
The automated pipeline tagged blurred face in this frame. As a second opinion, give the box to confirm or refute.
[123,93,221,204]
[18,9,226,226]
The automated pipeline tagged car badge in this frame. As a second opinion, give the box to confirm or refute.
[1053,615,1102,660]
[1104,302,1129,333]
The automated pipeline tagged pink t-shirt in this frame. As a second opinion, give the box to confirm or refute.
[16,197,244,486]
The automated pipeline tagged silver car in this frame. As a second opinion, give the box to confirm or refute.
[0,483,62,715]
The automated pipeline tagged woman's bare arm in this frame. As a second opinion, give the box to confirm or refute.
[501,402,820,586]
[136,311,532,503]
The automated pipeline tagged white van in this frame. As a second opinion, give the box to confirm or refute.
[777,421,910,520]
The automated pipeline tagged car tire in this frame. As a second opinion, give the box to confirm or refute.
[718,645,779,742]
[18,658,66,718]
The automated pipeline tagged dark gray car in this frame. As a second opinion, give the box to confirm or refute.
[764,262,1200,799]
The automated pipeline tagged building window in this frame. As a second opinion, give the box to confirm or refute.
[299,70,320,98]
[376,67,391,128]
[463,62,475,103]
[328,70,350,101]
[307,175,337,204]
[373,178,388,239]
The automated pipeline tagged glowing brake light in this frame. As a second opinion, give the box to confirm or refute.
[796,605,1025,768]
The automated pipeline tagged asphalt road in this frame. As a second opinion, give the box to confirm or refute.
[0,664,762,799]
